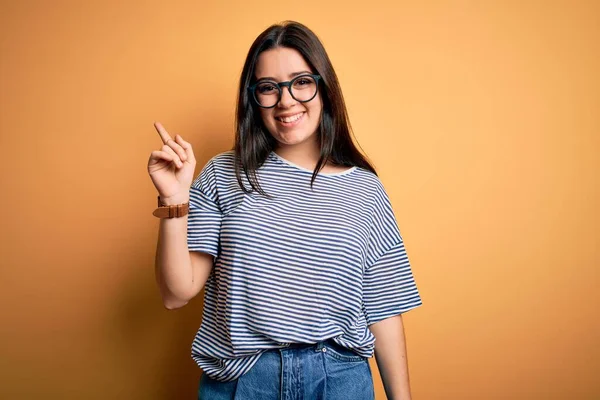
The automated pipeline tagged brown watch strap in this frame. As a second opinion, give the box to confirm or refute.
[153,195,189,218]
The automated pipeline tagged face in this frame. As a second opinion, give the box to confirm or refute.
[253,47,323,149]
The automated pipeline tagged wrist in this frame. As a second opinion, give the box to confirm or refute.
[159,193,189,206]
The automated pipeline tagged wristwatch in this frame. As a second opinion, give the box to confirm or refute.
[152,195,189,218]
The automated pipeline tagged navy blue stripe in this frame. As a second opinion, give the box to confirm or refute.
[187,150,422,382]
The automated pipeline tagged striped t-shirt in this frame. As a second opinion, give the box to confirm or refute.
[186,149,422,382]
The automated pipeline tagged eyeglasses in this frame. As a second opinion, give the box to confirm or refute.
[248,73,322,108]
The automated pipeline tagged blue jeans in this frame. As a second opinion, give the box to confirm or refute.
[198,339,375,399]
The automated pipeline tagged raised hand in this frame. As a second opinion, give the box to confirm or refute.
[147,122,196,205]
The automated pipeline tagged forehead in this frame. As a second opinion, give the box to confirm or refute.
[254,47,313,80]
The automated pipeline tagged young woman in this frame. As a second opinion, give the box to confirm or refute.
[148,20,422,400]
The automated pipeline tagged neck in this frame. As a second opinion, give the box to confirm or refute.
[273,137,325,169]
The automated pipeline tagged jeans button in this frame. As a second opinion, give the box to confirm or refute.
[322,347,327,352]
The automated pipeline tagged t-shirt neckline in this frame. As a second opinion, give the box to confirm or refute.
[269,151,358,176]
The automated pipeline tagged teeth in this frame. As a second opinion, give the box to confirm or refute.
[278,113,303,123]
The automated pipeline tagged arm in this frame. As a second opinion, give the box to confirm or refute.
[369,314,412,400]
[149,124,214,310]
[155,193,213,309]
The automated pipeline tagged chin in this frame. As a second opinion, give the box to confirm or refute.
[272,131,316,146]
[268,123,320,145]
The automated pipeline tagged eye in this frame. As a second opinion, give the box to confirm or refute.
[256,82,278,94]
[293,76,316,88]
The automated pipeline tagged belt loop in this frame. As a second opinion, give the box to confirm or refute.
[314,340,325,352]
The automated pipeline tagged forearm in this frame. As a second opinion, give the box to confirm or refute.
[369,314,412,400]
[155,194,194,308]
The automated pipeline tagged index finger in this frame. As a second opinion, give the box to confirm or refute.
[154,121,172,144]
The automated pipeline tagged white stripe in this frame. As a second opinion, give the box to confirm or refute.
[186,150,422,382]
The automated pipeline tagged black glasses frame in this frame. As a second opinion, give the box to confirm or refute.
[247,74,322,109]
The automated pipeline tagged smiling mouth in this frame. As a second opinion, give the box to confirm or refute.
[275,112,305,123]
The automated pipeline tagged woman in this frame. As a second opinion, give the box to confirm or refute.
[148,20,422,400]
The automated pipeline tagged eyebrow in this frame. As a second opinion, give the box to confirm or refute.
[256,70,313,82]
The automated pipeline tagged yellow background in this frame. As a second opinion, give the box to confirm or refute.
[1,1,598,399]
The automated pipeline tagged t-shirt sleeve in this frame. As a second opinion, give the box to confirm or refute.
[362,182,422,326]
[187,158,222,258]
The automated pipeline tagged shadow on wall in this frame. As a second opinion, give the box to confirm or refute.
[108,243,209,399]
[106,137,229,399]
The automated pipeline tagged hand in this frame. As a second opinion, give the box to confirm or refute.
[147,122,196,205]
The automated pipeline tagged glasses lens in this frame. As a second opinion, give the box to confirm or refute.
[290,75,317,102]
[254,82,279,107]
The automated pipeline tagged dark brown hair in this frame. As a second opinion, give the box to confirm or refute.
[232,20,377,196]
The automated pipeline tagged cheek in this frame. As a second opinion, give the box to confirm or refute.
[310,94,323,113]
[308,97,323,119]
[259,110,273,126]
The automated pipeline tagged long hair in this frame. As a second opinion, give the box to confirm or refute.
[232,20,377,196]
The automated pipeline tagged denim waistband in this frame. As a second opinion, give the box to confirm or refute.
[283,339,332,350]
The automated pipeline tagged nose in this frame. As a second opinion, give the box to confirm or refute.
[278,85,296,108]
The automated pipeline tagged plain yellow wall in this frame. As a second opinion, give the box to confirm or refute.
[1,1,598,399]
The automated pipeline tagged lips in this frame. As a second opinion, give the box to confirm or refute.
[275,112,305,123]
